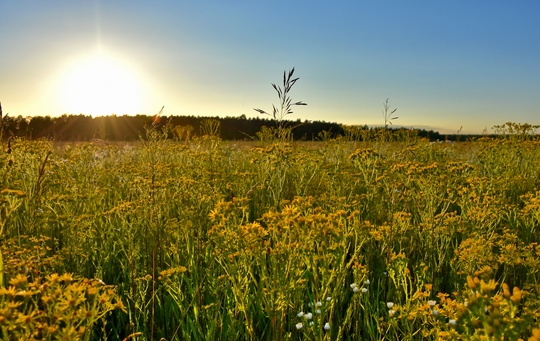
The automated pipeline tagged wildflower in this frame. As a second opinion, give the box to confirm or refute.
[296,323,303,330]
[324,322,331,331]
[353,287,359,293]
[467,276,478,289]
[361,287,368,293]
[511,286,522,303]
[448,319,457,326]
[115,300,126,312]
[432,310,439,316]
[316,309,321,314]
[58,273,74,283]
[427,300,436,307]
[16,312,34,325]
[350,283,357,289]
[387,302,394,309]
[389,309,396,316]
[364,279,370,285]
[0,286,17,296]
[326,296,332,301]
[9,274,28,288]
[305,313,313,320]
[7,301,23,310]
[297,312,304,318]
[316,301,323,307]
[502,283,511,298]
[16,290,34,298]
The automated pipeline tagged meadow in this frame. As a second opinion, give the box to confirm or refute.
[1,127,540,340]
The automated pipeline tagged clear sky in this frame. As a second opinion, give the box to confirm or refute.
[1,1,539,134]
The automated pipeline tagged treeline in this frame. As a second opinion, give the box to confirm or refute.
[0,113,450,141]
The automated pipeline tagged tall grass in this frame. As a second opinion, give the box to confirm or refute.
[254,68,307,141]
[1,131,540,340]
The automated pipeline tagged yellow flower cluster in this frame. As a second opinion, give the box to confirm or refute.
[0,273,124,340]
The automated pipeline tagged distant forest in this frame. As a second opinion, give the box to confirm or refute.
[0,112,452,142]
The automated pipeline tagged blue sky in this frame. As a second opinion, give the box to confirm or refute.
[1,1,539,134]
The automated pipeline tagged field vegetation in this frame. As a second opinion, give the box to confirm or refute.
[1,120,540,340]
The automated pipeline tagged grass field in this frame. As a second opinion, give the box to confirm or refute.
[1,131,540,340]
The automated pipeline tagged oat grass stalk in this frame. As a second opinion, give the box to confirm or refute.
[254,67,307,140]
[382,98,398,129]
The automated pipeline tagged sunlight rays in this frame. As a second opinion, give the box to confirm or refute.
[57,52,144,116]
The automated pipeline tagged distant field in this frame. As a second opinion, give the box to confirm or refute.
[1,136,540,340]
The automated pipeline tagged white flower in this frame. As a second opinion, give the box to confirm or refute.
[432,310,439,316]
[309,321,314,326]
[361,287,368,293]
[364,279,370,285]
[353,287,359,293]
[324,322,331,331]
[449,319,457,326]
[427,300,436,307]
[296,323,303,330]
[326,296,332,301]
[297,312,304,318]
[387,302,394,309]
[389,309,396,316]
[316,301,323,307]
[350,283,357,289]
[316,309,321,314]
[305,313,313,320]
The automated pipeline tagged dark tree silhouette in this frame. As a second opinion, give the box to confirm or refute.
[0,113,460,142]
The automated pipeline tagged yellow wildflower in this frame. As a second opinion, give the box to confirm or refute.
[511,287,522,303]
[502,283,511,298]
[9,273,28,288]
[529,328,540,341]
[479,279,496,294]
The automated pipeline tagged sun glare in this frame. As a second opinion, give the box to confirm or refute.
[58,53,144,116]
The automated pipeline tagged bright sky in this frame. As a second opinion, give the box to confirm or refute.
[1,1,539,134]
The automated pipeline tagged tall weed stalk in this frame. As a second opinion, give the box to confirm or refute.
[254,67,307,141]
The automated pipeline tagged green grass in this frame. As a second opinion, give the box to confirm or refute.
[1,134,540,340]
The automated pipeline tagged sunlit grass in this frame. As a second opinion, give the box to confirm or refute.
[1,131,540,340]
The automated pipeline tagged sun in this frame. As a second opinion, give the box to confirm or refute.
[58,53,144,116]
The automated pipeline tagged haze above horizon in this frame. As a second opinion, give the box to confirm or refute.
[1,1,539,134]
